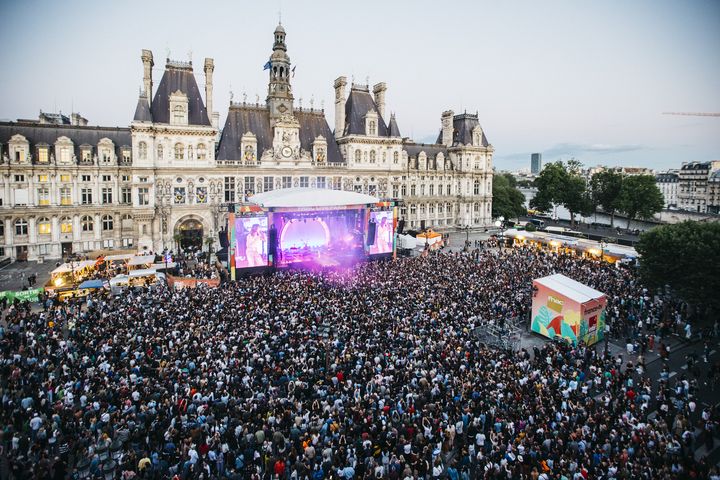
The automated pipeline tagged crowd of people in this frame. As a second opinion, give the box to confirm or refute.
[0,246,718,479]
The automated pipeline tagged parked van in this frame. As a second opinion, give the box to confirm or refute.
[529,218,545,228]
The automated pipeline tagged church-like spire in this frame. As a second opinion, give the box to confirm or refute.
[267,23,293,119]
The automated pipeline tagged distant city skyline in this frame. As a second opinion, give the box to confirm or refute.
[0,0,718,171]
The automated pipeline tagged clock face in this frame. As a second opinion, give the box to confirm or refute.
[282,146,293,158]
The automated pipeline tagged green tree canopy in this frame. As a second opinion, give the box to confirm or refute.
[590,170,624,226]
[492,173,526,220]
[636,222,720,312]
[530,160,591,225]
[618,175,664,227]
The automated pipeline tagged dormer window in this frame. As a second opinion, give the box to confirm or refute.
[169,89,189,125]
[37,146,49,164]
[365,110,379,136]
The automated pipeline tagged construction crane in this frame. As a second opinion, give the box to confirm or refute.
[662,112,720,117]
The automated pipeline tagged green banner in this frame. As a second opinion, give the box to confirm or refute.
[0,288,43,303]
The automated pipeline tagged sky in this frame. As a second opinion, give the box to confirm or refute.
[0,0,718,171]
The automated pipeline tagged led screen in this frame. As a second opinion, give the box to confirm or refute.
[234,215,269,268]
[369,210,394,255]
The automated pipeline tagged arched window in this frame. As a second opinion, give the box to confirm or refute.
[102,215,114,231]
[138,141,147,160]
[354,150,361,163]
[174,143,184,160]
[370,150,376,163]
[393,151,399,164]
[173,105,185,124]
[14,218,28,235]
[197,143,207,160]
[37,217,51,235]
[81,215,94,232]
[474,180,480,195]
[60,217,73,233]
[157,144,163,159]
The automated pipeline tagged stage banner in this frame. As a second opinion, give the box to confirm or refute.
[0,288,43,303]
[167,276,220,289]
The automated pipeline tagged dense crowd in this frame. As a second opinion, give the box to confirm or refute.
[1,247,718,479]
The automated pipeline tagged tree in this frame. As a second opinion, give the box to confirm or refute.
[590,170,624,227]
[173,233,183,252]
[636,222,720,314]
[492,173,527,220]
[618,175,664,228]
[530,161,567,213]
[531,160,591,226]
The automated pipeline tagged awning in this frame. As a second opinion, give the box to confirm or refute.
[78,279,106,289]
[129,269,158,278]
[51,260,97,275]
[128,255,155,266]
[151,262,176,270]
[104,254,134,262]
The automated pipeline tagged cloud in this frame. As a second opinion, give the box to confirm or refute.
[543,143,645,157]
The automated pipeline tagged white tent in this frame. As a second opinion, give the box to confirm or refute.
[104,253,134,262]
[51,260,97,275]
[128,255,155,266]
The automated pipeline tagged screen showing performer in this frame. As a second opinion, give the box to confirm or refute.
[234,215,269,268]
[369,211,394,254]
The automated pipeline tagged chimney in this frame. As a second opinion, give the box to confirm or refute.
[71,112,88,126]
[441,110,454,147]
[141,49,154,106]
[204,58,215,128]
[334,76,347,139]
[372,82,387,120]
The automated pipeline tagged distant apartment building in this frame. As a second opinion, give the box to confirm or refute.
[707,170,720,214]
[655,170,679,208]
[677,161,720,212]
[531,153,542,174]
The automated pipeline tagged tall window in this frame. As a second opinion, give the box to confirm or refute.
[100,148,111,163]
[224,176,235,202]
[299,176,309,188]
[197,143,207,160]
[81,188,93,205]
[157,144,164,160]
[60,217,72,234]
[37,187,50,205]
[393,151,399,164]
[174,143,184,160]
[173,105,185,124]
[429,184,434,196]
[282,176,292,189]
[332,177,342,190]
[59,147,71,164]
[316,176,326,189]
[38,147,49,163]
[82,215,94,232]
[473,180,480,195]
[138,187,149,205]
[121,187,131,205]
[15,219,28,235]
[60,187,72,205]
[101,187,113,204]
[354,150,361,163]
[37,217,51,235]
[121,149,131,163]
[244,176,255,195]
[392,185,399,198]
[410,185,416,196]
[102,215,114,231]
[263,176,274,192]
[138,142,147,160]
[369,151,376,163]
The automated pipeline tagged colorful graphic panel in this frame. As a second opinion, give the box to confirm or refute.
[369,210,394,255]
[233,215,269,269]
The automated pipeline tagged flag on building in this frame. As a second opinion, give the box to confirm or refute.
[263,61,271,70]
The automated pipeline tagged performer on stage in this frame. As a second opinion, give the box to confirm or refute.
[245,223,266,267]
[376,216,392,253]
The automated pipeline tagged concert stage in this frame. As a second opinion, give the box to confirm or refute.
[228,188,397,279]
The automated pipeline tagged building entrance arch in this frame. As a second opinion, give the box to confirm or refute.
[175,217,204,252]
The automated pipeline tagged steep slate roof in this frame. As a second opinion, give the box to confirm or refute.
[150,63,210,126]
[435,113,490,147]
[0,122,131,159]
[388,114,401,137]
[402,142,447,158]
[216,106,342,163]
[344,87,389,136]
[133,94,152,122]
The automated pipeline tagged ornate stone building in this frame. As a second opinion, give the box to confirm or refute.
[0,24,493,261]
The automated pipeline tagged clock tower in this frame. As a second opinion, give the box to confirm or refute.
[266,23,294,120]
